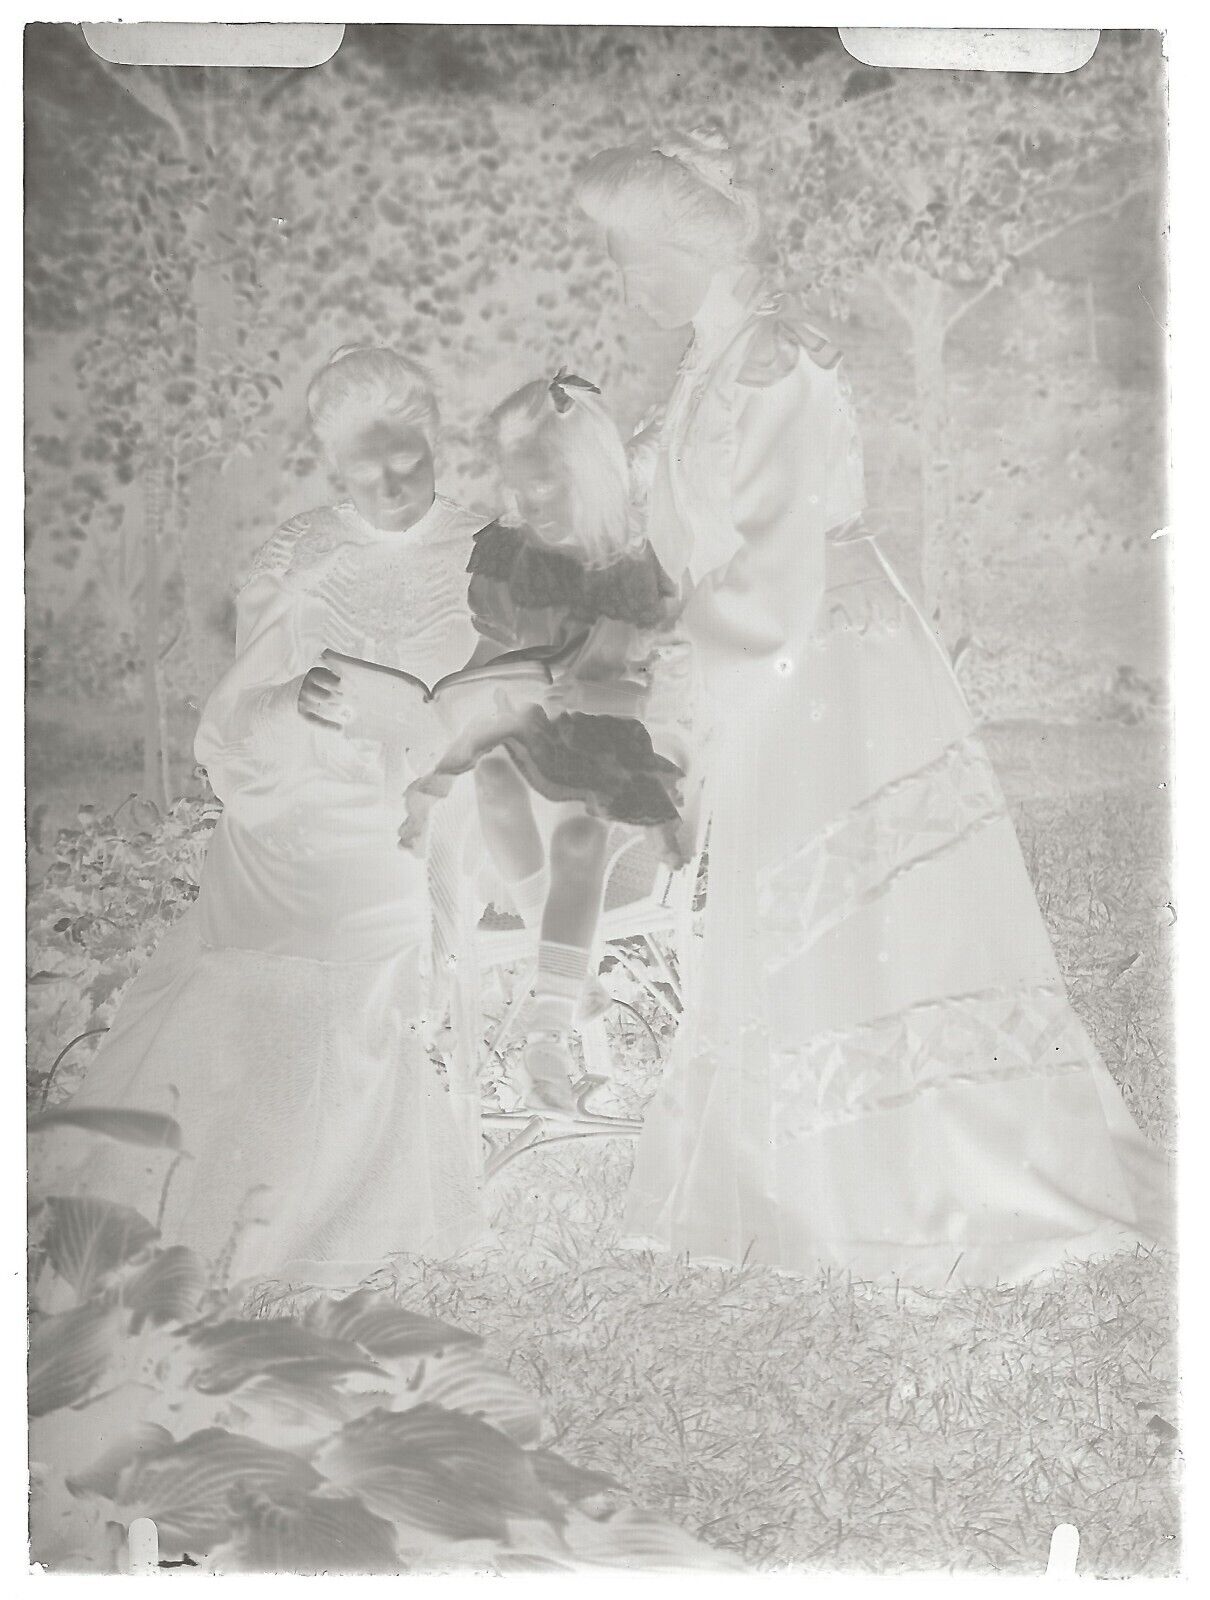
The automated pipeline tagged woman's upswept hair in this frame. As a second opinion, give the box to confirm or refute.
[490,376,644,571]
[575,122,763,264]
[306,345,438,450]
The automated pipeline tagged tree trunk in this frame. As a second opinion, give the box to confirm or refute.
[138,452,168,811]
[911,305,959,640]
[1084,278,1099,364]
[178,170,241,701]
[177,154,327,701]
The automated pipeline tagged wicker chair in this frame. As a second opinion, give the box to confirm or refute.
[418,741,703,1178]
[471,822,704,1177]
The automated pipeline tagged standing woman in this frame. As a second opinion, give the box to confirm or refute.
[36,348,490,1287]
[576,127,1172,1287]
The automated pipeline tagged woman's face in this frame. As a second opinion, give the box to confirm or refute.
[606,229,716,330]
[502,437,572,544]
[330,415,435,532]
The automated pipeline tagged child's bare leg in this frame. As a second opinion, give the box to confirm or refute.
[541,812,612,947]
[523,811,612,1106]
[474,753,548,927]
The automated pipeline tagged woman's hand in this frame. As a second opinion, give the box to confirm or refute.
[542,676,571,717]
[554,674,650,719]
[297,663,346,727]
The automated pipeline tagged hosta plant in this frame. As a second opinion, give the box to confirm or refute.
[28,1105,739,1574]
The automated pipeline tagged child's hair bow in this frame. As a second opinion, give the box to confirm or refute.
[549,368,602,414]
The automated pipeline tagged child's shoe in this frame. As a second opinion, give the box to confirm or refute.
[517,1032,578,1114]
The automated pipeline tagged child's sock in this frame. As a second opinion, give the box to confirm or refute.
[529,938,590,1037]
[518,939,593,1106]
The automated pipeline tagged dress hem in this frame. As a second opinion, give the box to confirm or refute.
[613,1219,1173,1289]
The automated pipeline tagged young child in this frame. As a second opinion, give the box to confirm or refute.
[400,372,687,1111]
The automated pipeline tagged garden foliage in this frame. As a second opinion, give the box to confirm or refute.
[28,1104,739,1573]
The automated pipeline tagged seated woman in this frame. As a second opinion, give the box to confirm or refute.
[34,346,493,1288]
[400,373,687,1111]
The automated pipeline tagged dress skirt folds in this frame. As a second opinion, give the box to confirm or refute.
[31,497,493,1286]
[623,530,1173,1287]
[34,909,481,1288]
[403,703,684,867]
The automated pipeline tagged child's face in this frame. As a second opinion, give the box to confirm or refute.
[330,415,435,533]
[502,437,572,544]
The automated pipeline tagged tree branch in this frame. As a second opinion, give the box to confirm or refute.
[1009,184,1152,271]
[943,268,1013,337]
[868,261,926,332]
[88,55,194,153]
[851,137,921,218]
[943,185,1152,337]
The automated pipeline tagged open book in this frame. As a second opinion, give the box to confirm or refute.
[322,631,589,706]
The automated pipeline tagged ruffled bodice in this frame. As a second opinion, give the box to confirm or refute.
[646,273,866,592]
[467,521,676,644]
[192,495,487,961]
[249,495,482,685]
[465,521,679,702]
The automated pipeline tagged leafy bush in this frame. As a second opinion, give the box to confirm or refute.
[27,792,219,1108]
[28,784,693,1129]
[27,1105,740,1574]
[26,28,1166,713]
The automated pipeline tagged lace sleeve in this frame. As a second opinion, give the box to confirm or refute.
[626,405,665,518]
[195,527,332,810]
[239,507,349,596]
[241,524,299,591]
[737,297,844,390]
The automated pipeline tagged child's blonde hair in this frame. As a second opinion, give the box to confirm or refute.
[306,345,438,450]
[490,375,644,570]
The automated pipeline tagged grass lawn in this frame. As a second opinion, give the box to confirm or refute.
[251,720,1178,1576]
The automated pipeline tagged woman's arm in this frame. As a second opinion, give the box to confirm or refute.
[682,339,863,694]
[193,569,329,807]
[550,616,651,717]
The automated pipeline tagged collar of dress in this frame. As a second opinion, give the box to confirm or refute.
[682,266,778,375]
[339,493,454,546]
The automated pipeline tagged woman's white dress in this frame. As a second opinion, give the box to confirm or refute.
[624,274,1173,1287]
[36,495,490,1286]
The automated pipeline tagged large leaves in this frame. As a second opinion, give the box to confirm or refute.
[29,1303,124,1416]
[303,1291,542,1443]
[124,1245,208,1328]
[528,1446,623,1505]
[29,1105,184,1148]
[27,1460,111,1574]
[94,1427,322,1551]
[405,1345,544,1447]
[313,1404,562,1542]
[304,1289,480,1363]
[176,1316,385,1395]
[562,1506,744,1570]
[212,1486,401,1574]
[42,1195,159,1300]
[65,1422,174,1498]
[223,1368,386,1455]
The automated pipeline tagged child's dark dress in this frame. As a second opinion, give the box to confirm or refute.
[403,521,687,866]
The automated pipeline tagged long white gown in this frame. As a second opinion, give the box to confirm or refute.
[623,273,1173,1287]
[35,494,491,1286]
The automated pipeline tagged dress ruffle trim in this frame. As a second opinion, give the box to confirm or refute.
[402,706,687,869]
[468,521,675,628]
